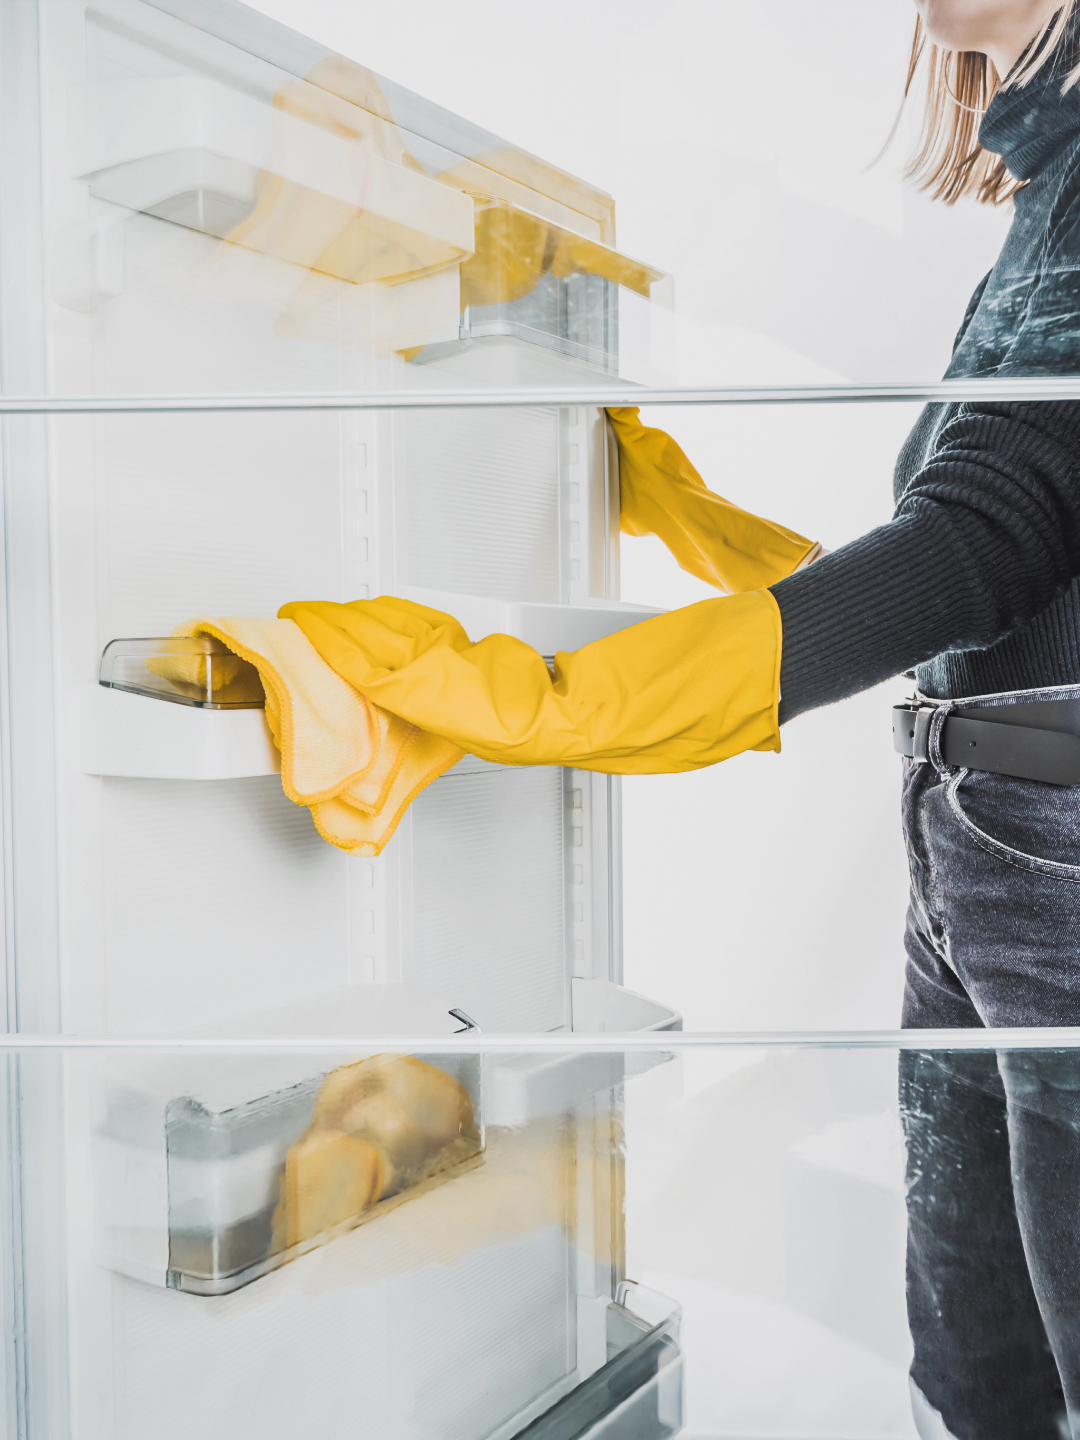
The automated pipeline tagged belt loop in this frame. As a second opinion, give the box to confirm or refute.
[928,701,955,773]
[911,705,935,764]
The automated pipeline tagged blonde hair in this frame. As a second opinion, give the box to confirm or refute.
[906,2,1080,204]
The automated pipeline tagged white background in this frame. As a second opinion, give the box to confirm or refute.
[246,0,1012,1030]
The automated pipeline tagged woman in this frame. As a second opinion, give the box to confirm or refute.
[770,4,1080,1436]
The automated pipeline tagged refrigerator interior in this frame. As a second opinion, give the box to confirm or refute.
[8,1036,681,1440]
[0,2,1058,1438]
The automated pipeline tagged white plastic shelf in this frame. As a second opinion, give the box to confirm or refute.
[485,979,682,1128]
[394,591,663,656]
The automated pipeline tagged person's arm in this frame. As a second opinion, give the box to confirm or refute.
[771,400,1080,721]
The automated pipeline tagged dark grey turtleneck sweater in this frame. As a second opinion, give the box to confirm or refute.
[772,44,1080,718]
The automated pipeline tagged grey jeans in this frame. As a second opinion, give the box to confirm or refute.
[901,684,1080,1440]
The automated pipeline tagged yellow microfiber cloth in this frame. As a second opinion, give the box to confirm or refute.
[162,617,463,855]
[606,406,818,592]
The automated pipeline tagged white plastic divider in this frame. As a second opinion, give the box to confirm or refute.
[570,978,680,1035]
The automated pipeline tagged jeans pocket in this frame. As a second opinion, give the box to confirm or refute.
[946,767,1080,882]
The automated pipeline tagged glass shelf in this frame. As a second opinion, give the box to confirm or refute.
[7,1030,1080,1439]
[7,0,1080,402]
[7,377,1080,411]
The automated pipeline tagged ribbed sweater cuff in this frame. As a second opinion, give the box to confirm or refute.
[770,510,994,723]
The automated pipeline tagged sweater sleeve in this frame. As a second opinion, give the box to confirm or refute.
[771,400,1080,721]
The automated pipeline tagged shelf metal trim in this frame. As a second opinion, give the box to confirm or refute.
[4,379,1080,413]
[4,1027,1080,1051]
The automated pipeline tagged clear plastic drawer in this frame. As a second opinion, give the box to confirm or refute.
[168,1050,482,1294]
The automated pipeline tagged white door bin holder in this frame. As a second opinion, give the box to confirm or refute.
[82,603,662,780]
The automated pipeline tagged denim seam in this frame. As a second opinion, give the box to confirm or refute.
[912,766,956,975]
[945,769,1080,883]
[900,759,932,942]
[922,707,961,975]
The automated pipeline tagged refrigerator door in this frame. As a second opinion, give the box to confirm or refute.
[14,0,673,1042]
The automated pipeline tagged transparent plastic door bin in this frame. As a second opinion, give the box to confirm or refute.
[92,989,484,1295]
[99,635,265,708]
[95,1048,482,1295]
[421,198,671,375]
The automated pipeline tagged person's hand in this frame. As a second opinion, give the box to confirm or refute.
[607,407,820,592]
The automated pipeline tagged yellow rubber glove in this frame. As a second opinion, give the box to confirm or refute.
[607,407,818,593]
[278,591,782,774]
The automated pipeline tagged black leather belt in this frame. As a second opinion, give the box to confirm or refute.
[893,698,1080,786]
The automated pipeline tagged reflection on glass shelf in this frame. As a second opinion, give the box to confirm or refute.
[17,0,1075,399]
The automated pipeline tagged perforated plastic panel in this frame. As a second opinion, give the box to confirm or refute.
[410,766,567,1032]
[101,776,349,1032]
[98,412,347,639]
[404,406,561,603]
